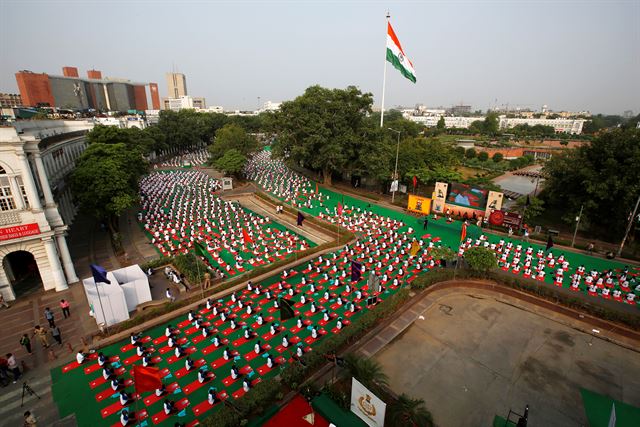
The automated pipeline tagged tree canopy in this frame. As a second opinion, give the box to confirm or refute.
[271,85,374,184]
[86,124,167,155]
[543,128,640,237]
[214,149,247,177]
[209,123,259,161]
[71,143,148,233]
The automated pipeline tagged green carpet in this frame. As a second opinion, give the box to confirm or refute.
[581,388,640,427]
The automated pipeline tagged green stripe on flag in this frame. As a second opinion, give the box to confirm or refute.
[386,48,417,83]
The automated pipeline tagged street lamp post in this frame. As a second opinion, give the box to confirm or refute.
[388,128,401,203]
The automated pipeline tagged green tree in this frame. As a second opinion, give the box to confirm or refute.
[213,149,246,176]
[209,123,258,161]
[483,112,500,134]
[463,246,497,273]
[454,146,466,158]
[543,128,640,237]
[343,353,389,391]
[492,152,504,162]
[477,151,489,162]
[468,120,484,134]
[71,143,148,233]
[388,394,434,427]
[272,85,373,184]
[465,148,477,159]
[436,116,445,130]
[514,196,545,223]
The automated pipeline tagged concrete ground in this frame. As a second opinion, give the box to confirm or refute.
[374,293,640,427]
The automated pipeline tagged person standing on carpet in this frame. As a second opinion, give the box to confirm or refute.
[20,334,32,354]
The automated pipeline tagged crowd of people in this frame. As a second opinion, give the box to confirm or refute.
[138,170,312,276]
[156,149,210,168]
[458,236,639,304]
[245,150,640,308]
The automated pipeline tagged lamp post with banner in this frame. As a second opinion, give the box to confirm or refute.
[388,127,401,203]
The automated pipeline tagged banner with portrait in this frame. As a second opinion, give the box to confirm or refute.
[350,377,386,427]
[484,191,504,218]
[407,195,431,215]
[432,182,448,213]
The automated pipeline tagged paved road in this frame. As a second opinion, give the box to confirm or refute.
[374,292,640,427]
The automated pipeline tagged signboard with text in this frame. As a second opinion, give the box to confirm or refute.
[350,377,386,427]
[489,210,522,229]
[407,195,432,215]
[0,223,40,241]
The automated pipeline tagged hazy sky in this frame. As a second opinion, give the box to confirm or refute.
[1,0,638,114]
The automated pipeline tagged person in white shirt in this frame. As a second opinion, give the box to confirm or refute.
[76,351,85,365]
[155,384,166,397]
[120,409,129,426]
[207,387,217,405]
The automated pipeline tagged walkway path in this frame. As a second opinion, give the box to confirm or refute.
[228,194,334,245]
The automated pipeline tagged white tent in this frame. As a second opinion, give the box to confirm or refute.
[82,265,152,327]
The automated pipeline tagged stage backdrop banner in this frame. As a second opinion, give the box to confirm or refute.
[485,191,504,218]
[432,182,448,213]
[350,377,386,427]
[407,195,431,215]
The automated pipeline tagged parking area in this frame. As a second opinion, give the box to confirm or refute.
[374,293,640,426]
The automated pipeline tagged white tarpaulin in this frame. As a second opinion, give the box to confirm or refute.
[350,377,386,427]
[82,264,151,326]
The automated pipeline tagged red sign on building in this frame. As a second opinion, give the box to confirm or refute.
[0,223,41,241]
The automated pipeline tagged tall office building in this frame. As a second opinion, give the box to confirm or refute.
[166,72,187,98]
[15,67,158,112]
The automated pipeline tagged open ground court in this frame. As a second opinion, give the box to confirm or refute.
[374,292,640,427]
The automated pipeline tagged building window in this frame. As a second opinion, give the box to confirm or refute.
[16,176,30,209]
[0,176,16,211]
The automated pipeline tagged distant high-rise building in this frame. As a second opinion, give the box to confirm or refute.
[162,96,205,111]
[166,72,187,98]
[149,83,161,110]
[15,67,155,112]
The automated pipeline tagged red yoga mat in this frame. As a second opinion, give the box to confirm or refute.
[150,397,189,424]
[256,356,286,375]
[100,393,140,418]
[191,391,228,417]
[142,382,179,406]
[174,359,206,378]
[232,378,262,399]
[166,346,197,364]
[182,373,215,394]
[83,356,119,375]
[120,336,151,353]
[109,409,147,427]
[90,366,126,389]
[62,353,98,373]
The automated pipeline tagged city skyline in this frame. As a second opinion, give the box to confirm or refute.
[1,1,638,114]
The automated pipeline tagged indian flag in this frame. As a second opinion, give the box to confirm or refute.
[386,22,416,83]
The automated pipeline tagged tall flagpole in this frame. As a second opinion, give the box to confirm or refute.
[380,12,390,127]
